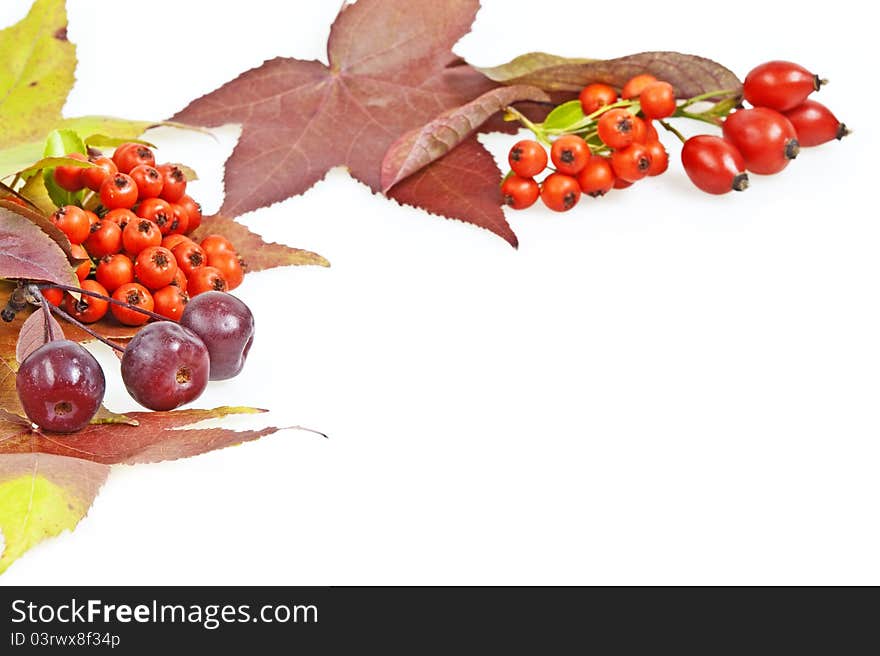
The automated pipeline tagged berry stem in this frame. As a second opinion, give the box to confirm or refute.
[504,106,551,145]
[658,120,687,144]
[35,282,169,323]
[48,303,126,353]
[37,293,53,345]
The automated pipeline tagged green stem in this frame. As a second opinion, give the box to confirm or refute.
[673,109,722,127]
[504,106,551,145]
[677,88,740,109]
[658,120,686,144]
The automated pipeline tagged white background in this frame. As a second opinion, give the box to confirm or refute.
[1,0,878,585]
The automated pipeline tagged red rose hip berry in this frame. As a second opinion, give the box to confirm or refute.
[681,135,749,195]
[722,107,799,175]
[743,60,823,112]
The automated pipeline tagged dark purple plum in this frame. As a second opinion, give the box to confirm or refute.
[16,340,105,433]
[179,291,254,381]
[121,322,209,411]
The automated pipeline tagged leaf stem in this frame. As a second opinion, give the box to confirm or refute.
[504,106,551,145]
[677,88,740,109]
[37,293,53,345]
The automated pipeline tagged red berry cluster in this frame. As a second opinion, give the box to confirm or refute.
[503,74,674,212]
[683,61,846,194]
[502,61,848,207]
[45,143,246,325]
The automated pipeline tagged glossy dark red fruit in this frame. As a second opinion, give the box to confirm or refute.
[16,340,105,432]
[722,108,799,174]
[121,322,209,411]
[180,291,255,381]
[743,60,821,112]
[681,135,749,195]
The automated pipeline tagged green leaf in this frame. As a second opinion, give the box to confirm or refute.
[541,100,586,133]
[9,155,94,181]
[18,170,55,214]
[43,128,86,158]
[0,451,109,575]
[41,129,86,207]
[0,0,76,150]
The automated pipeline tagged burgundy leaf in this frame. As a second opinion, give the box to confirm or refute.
[381,85,549,191]
[0,205,77,287]
[15,307,64,364]
[388,137,516,247]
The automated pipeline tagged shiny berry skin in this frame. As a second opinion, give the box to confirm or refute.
[136,198,177,235]
[122,218,162,256]
[187,266,228,296]
[120,322,209,411]
[176,195,202,233]
[70,243,91,281]
[112,143,155,174]
[130,164,164,200]
[84,210,100,227]
[51,205,90,245]
[550,135,590,175]
[162,233,192,252]
[501,174,539,210]
[722,108,799,175]
[508,140,548,178]
[96,253,134,292]
[613,177,633,190]
[53,153,87,192]
[208,251,245,290]
[111,282,154,326]
[643,141,669,176]
[104,208,136,232]
[783,99,849,147]
[622,74,657,99]
[630,116,649,143]
[639,81,676,119]
[576,155,615,197]
[743,60,821,112]
[681,135,749,195]
[82,156,117,192]
[100,173,138,209]
[84,220,122,258]
[157,164,187,203]
[134,246,178,290]
[64,279,109,324]
[579,83,617,115]
[540,173,581,212]
[597,109,636,149]
[611,143,653,182]
[172,241,207,278]
[180,291,255,381]
[200,234,235,259]
[41,287,64,307]
[16,340,105,433]
[643,119,659,142]
[170,267,187,292]
[169,203,189,235]
[153,285,189,321]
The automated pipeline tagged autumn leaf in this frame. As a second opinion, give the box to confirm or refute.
[381,85,549,192]
[190,215,329,271]
[389,137,517,247]
[0,450,109,574]
[477,51,742,99]
[171,0,520,242]
[15,306,63,363]
[0,204,77,287]
[0,0,75,150]
[0,405,286,465]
